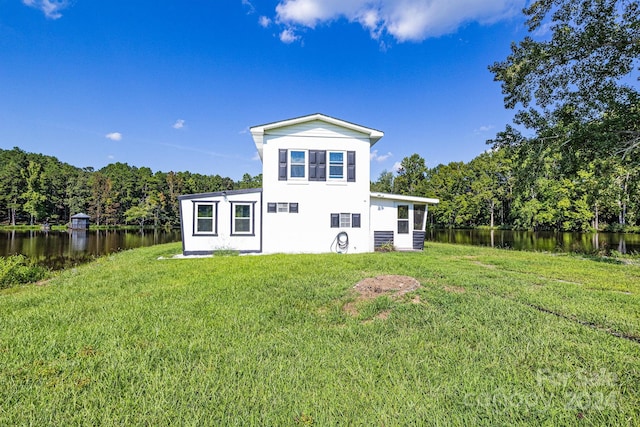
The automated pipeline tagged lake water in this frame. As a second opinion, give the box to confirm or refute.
[3,228,639,270]
[0,229,182,270]
[425,229,640,254]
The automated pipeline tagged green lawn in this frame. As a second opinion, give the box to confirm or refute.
[1,243,639,425]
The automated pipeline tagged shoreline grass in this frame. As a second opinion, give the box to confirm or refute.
[1,243,639,425]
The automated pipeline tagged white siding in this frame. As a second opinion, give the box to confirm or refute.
[370,197,419,250]
[180,115,440,256]
[265,120,371,140]
[261,122,372,254]
[180,190,262,254]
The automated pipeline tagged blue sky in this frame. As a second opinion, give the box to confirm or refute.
[1,0,529,180]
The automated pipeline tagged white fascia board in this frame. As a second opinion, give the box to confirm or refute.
[370,192,440,204]
[250,113,384,150]
[250,128,265,161]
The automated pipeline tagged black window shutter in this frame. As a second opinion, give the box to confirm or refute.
[309,150,317,180]
[279,149,288,181]
[352,213,361,228]
[267,203,276,213]
[289,203,299,213]
[317,150,326,181]
[347,151,356,182]
[330,213,339,228]
[309,150,326,181]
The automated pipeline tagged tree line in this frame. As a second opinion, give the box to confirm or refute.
[0,147,262,227]
[375,0,637,232]
[2,142,639,232]
[372,145,640,231]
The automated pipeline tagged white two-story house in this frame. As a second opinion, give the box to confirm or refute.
[178,113,439,255]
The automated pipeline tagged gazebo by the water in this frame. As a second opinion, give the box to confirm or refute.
[69,213,90,230]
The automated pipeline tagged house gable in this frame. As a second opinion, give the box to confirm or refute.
[251,113,384,161]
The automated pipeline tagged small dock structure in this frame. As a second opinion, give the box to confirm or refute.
[69,213,90,230]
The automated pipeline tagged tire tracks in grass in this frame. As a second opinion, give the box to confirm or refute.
[458,257,640,345]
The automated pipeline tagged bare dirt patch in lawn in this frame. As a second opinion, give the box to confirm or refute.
[344,275,422,319]
[353,275,421,298]
[443,285,466,293]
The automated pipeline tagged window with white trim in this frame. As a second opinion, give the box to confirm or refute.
[194,201,217,235]
[329,151,344,180]
[398,205,409,234]
[289,150,306,179]
[331,213,361,228]
[414,205,426,231]
[231,202,254,235]
[268,202,299,213]
[340,213,351,227]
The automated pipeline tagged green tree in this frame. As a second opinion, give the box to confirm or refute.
[370,170,394,193]
[425,162,474,227]
[393,154,427,195]
[65,167,92,220]
[0,148,28,225]
[125,204,153,229]
[468,150,513,228]
[21,161,47,225]
[490,0,640,157]
[88,172,115,226]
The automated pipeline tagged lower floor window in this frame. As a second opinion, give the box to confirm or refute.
[268,202,299,213]
[331,213,361,228]
[340,213,351,228]
[398,204,409,234]
[232,202,255,235]
[194,201,217,235]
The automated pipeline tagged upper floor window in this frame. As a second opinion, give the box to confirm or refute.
[329,151,344,180]
[278,149,355,182]
[290,151,306,179]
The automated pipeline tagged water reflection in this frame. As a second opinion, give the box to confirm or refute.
[70,230,89,252]
[426,229,640,254]
[0,229,182,270]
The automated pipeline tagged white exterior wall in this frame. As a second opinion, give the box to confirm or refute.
[370,197,422,250]
[179,190,262,254]
[261,121,371,253]
[179,114,439,256]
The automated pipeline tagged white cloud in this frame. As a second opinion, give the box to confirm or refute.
[22,0,70,20]
[172,119,185,130]
[259,16,272,27]
[392,161,403,172]
[273,0,524,42]
[242,0,256,14]
[533,22,553,38]
[370,149,393,162]
[105,132,122,141]
[280,28,300,43]
[474,124,494,133]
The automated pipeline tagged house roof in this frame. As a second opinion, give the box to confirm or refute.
[250,113,384,160]
[70,213,91,219]
[177,188,262,201]
[370,192,440,204]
